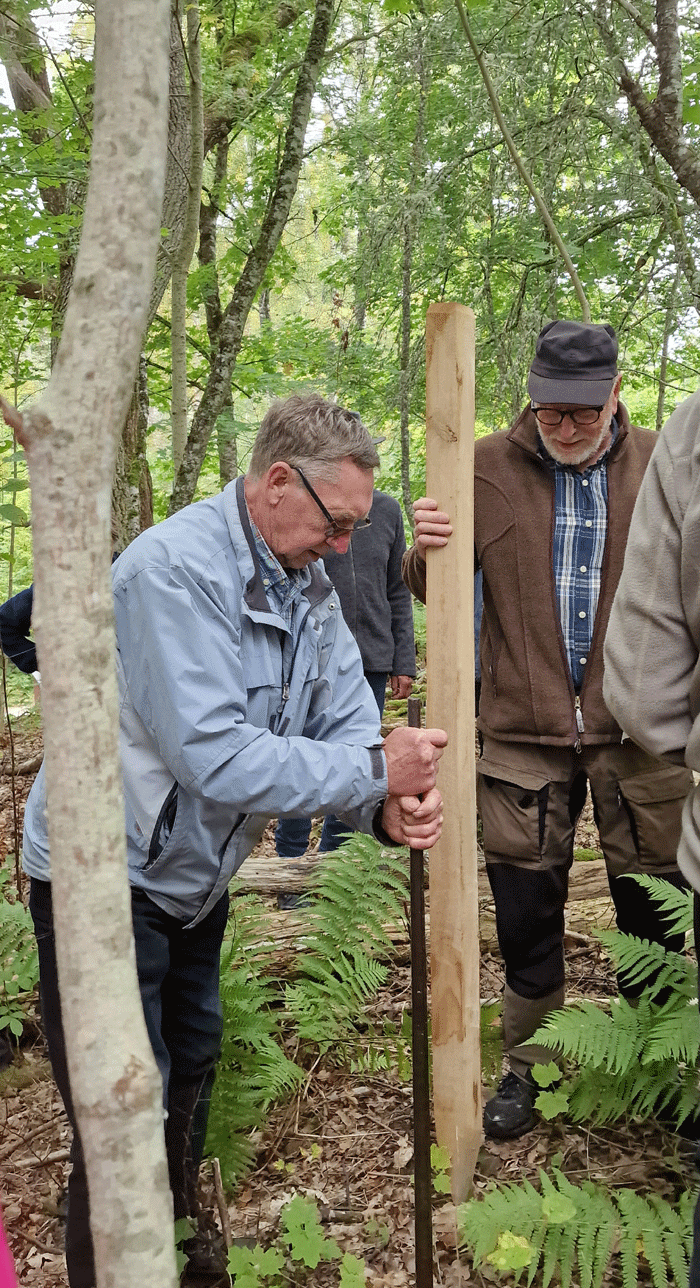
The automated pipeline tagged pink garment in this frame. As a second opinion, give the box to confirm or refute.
[0,1208,18,1288]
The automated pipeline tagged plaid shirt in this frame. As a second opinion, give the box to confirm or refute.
[541,420,618,689]
[250,524,307,628]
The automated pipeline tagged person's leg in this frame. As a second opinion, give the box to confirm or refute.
[28,879,95,1288]
[274,816,312,859]
[158,893,229,1224]
[477,741,582,1137]
[363,671,388,719]
[587,744,692,995]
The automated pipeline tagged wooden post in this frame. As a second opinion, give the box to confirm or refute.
[425,301,481,1202]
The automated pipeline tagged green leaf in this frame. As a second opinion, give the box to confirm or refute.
[542,1192,577,1225]
[431,1144,452,1170]
[281,1195,340,1267]
[227,1244,285,1282]
[532,1061,561,1087]
[536,1088,570,1120]
[486,1231,533,1270]
[173,1217,196,1244]
[0,504,27,525]
[339,1252,366,1288]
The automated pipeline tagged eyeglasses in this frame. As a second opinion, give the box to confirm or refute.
[290,464,372,539]
[532,404,605,427]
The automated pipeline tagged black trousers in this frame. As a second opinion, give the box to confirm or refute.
[29,879,228,1288]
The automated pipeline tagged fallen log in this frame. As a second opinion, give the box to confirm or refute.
[236,852,611,903]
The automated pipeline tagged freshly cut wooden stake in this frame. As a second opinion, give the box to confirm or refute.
[425,301,481,1203]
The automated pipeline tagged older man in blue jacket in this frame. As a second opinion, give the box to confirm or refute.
[22,393,446,1288]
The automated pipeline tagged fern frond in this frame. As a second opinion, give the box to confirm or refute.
[533,998,643,1074]
[644,1003,700,1065]
[597,930,691,998]
[616,873,693,936]
[285,836,406,1048]
[458,1171,693,1288]
[649,1194,691,1286]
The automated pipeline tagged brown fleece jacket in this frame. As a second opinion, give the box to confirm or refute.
[402,402,657,747]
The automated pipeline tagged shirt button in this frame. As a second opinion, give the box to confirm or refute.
[585,520,592,527]
[580,565,587,573]
[263,578,270,586]
[578,611,586,618]
[580,657,587,665]
[582,479,589,487]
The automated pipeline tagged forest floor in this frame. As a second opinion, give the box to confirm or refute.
[0,710,697,1287]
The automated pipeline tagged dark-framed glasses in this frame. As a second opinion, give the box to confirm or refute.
[532,404,604,427]
[290,464,372,538]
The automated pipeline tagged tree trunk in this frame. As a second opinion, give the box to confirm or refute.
[113,355,153,547]
[171,0,204,471]
[2,3,174,1285]
[168,0,335,514]
[113,0,192,534]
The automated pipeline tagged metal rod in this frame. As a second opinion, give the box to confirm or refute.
[407,695,433,1287]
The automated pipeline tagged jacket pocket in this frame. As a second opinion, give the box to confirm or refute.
[617,764,692,872]
[147,782,179,869]
[476,758,550,861]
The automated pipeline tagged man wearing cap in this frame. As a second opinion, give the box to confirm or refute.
[402,320,691,1140]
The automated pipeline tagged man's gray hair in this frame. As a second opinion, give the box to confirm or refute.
[248,393,380,480]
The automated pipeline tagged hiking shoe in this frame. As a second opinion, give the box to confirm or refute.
[180,1225,230,1284]
[483,1070,537,1140]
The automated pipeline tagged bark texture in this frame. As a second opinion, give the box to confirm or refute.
[4,3,175,1285]
[595,0,700,210]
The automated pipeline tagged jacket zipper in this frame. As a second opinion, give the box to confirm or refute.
[574,695,584,754]
[275,604,314,721]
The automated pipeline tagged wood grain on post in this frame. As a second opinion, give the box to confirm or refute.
[425,301,481,1202]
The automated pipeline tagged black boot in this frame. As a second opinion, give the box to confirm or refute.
[483,1069,537,1140]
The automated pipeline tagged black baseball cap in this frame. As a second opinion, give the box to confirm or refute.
[528,320,618,405]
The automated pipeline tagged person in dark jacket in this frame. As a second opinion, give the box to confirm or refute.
[275,488,415,864]
[0,585,37,676]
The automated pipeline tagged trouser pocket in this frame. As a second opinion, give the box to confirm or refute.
[477,759,551,862]
[617,764,692,873]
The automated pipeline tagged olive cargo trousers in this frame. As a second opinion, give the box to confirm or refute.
[477,737,691,1077]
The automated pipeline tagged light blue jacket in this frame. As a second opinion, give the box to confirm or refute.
[23,478,388,925]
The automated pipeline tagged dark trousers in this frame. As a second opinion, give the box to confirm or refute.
[275,670,387,858]
[478,738,691,1005]
[29,878,228,1288]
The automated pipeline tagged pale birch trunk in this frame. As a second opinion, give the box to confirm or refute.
[1,3,174,1286]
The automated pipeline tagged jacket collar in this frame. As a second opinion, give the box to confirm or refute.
[233,475,330,614]
[506,400,632,461]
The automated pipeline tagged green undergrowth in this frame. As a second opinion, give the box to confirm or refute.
[205,833,411,1185]
[460,875,700,1287]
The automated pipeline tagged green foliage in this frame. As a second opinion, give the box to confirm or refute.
[431,1143,452,1195]
[458,1168,695,1288]
[208,837,410,1184]
[0,893,39,1038]
[206,894,304,1185]
[528,878,700,1128]
[225,1193,365,1287]
[281,1194,341,1267]
[285,834,408,1045]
